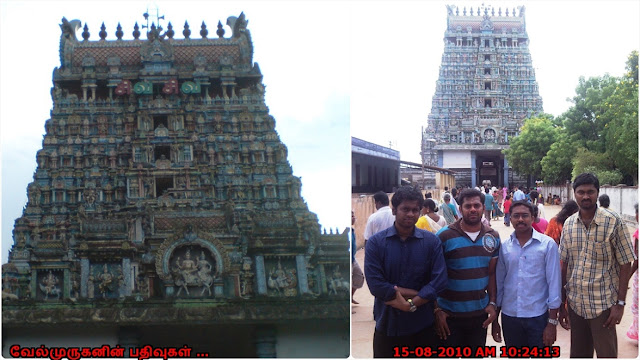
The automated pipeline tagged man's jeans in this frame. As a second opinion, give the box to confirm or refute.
[501,312,548,348]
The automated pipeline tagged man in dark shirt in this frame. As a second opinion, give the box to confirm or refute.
[365,186,448,358]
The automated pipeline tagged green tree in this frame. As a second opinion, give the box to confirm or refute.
[601,51,638,184]
[571,148,622,185]
[561,74,618,153]
[503,114,558,180]
[540,130,576,184]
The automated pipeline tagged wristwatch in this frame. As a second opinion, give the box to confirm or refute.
[617,300,626,306]
[407,298,417,312]
[547,318,559,326]
[488,301,497,309]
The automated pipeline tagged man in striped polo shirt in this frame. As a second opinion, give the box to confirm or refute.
[434,188,501,350]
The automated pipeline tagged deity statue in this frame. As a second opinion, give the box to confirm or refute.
[174,249,199,296]
[96,264,114,298]
[154,123,169,137]
[197,251,214,296]
[39,271,61,300]
[267,261,297,296]
[83,188,96,206]
[328,266,349,295]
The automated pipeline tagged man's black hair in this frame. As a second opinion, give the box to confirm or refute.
[391,186,424,209]
[509,200,535,215]
[373,191,389,206]
[458,188,485,206]
[598,194,610,208]
[572,172,600,192]
[451,187,458,197]
[425,192,432,199]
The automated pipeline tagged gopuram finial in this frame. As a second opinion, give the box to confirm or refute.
[216,21,225,38]
[183,21,191,39]
[200,21,208,39]
[142,7,165,34]
[115,23,123,40]
[82,23,90,41]
[99,22,107,40]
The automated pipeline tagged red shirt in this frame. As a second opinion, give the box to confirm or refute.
[503,199,512,213]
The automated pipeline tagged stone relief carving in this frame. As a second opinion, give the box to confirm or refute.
[39,271,62,300]
[267,260,297,296]
[171,247,216,297]
[327,265,349,295]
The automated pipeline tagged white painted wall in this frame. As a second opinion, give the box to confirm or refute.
[542,185,638,224]
[442,151,471,168]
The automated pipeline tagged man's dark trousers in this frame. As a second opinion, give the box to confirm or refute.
[373,325,438,358]
[438,314,488,356]
[502,313,547,348]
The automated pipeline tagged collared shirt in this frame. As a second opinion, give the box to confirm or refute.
[365,225,448,336]
[364,206,395,241]
[513,190,525,201]
[559,207,636,319]
[436,220,500,317]
[497,229,562,318]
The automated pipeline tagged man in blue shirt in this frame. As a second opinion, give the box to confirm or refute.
[495,200,561,347]
[513,185,526,201]
[365,186,448,358]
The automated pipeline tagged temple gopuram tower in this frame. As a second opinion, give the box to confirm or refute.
[421,5,543,188]
[2,15,348,357]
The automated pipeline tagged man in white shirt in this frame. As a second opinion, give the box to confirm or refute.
[364,191,395,246]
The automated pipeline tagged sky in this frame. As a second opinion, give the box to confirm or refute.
[1,1,639,263]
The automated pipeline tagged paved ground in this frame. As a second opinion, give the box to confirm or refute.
[351,205,638,358]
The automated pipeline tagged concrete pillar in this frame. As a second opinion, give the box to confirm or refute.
[295,255,308,294]
[437,151,444,168]
[80,258,90,298]
[471,152,477,188]
[122,258,131,297]
[503,158,509,190]
[254,325,277,357]
[255,255,266,295]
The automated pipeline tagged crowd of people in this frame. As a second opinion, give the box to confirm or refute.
[351,173,639,358]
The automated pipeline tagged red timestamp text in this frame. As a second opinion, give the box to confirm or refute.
[393,346,498,357]
[499,346,561,358]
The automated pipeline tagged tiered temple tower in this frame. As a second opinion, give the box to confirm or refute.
[422,4,543,188]
[2,15,348,357]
